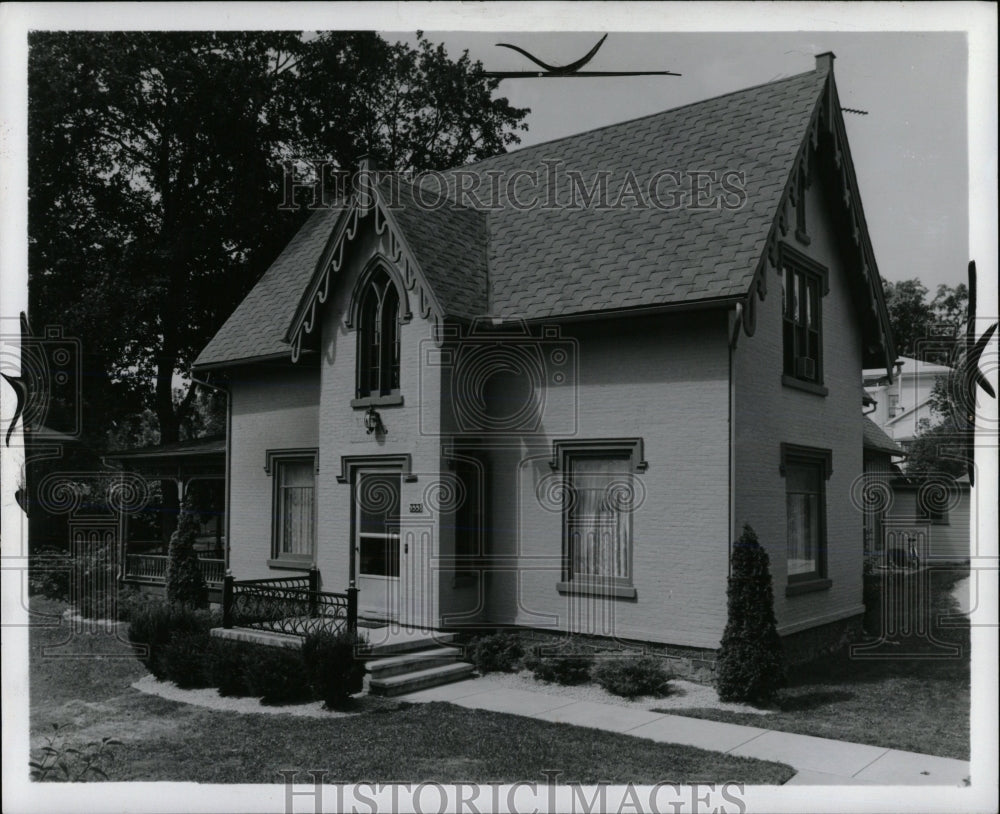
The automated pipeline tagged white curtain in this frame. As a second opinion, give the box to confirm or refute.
[569,457,630,580]
[280,461,314,556]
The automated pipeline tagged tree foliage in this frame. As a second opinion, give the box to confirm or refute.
[716,524,785,704]
[881,278,968,363]
[28,31,529,446]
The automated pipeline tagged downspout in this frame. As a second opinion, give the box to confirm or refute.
[727,303,743,579]
[190,373,231,574]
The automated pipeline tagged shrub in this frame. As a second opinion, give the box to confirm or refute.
[469,632,523,673]
[715,524,785,704]
[28,547,72,601]
[115,584,147,623]
[523,640,593,685]
[165,495,208,609]
[246,645,312,705]
[592,655,672,698]
[71,545,119,619]
[208,639,254,697]
[127,601,215,680]
[161,631,214,689]
[302,630,366,709]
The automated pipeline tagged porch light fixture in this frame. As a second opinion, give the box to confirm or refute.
[364,405,386,436]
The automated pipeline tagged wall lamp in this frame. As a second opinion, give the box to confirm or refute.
[364,405,386,436]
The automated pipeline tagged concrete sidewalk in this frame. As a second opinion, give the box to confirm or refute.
[399,677,969,786]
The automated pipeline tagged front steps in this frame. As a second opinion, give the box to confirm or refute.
[212,626,477,697]
[365,632,475,696]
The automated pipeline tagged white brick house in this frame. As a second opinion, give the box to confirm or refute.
[193,53,895,661]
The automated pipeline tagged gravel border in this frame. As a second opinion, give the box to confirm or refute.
[131,675,399,718]
[480,670,774,715]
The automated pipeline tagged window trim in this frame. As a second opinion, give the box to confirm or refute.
[266,449,318,566]
[780,443,832,594]
[780,244,829,393]
[551,438,646,600]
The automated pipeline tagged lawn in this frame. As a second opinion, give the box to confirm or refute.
[661,567,970,760]
[28,598,794,784]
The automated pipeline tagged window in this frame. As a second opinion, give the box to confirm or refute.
[267,451,317,565]
[780,444,832,595]
[355,268,401,402]
[356,471,401,578]
[551,439,646,599]
[781,246,827,392]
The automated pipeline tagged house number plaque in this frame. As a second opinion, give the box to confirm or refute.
[409,503,424,513]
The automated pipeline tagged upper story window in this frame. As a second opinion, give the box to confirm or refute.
[356,268,401,402]
[781,245,828,394]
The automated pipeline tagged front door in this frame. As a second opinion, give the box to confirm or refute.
[354,470,401,620]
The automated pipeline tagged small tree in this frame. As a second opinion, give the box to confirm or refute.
[716,524,785,704]
[165,494,208,608]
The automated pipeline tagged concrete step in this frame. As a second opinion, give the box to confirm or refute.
[367,646,462,678]
[363,631,459,657]
[368,661,476,697]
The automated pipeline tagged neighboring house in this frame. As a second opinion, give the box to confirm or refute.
[863,355,953,452]
[193,53,895,667]
[861,417,905,556]
[883,474,971,564]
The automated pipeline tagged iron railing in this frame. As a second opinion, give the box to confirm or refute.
[123,554,226,586]
[222,569,357,638]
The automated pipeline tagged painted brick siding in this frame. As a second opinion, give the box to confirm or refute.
[734,163,867,635]
[481,313,732,649]
[227,364,319,580]
[315,225,444,627]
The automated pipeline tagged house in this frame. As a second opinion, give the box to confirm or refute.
[193,53,895,672]
[863,355,953,452]
[861,416,905,557]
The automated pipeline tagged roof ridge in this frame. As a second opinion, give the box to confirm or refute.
[452,67,821,173]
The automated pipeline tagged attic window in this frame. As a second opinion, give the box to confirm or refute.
[781,245,828,395]
[353,268,401,406]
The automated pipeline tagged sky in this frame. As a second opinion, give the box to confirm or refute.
[388,30,970,291]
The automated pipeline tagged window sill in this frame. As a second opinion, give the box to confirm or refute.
[351,394,404,408]
[556,581,637,600]
[781,375,828,397]
[785,577,832,597]
[267,558,313,571]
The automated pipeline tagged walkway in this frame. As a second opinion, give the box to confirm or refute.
[399,676,969,786]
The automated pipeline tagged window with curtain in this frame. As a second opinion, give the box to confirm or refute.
[566,454,633,585]
[780,443,831,589]
[273,457,315,561]
[356,268,401,400]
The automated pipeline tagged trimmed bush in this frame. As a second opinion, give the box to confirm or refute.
[161,631,214,689]
[592,655,672,698]
[246,645,312,705]
[469,632,523,673]
[165,495,208,609]
[28,547,72,601]
[127,602,215,680]
[715,524,785,704]
[208,639,254,697]
[523,641,593,685]
[302,630,366,709]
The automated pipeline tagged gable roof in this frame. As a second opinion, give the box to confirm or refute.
[196,54,894,372]
[863,416,905,455]
[194,204,345,369]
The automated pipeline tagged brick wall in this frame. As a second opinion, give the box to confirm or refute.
[227,363,319,580]
[733,159,867,636]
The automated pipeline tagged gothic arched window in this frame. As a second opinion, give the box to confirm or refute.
[356,269,401,399]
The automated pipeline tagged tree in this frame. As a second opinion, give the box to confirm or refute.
[716,524,785,704]
[881,278,968,364]
[165,494,208,608]
[28,31,529,451]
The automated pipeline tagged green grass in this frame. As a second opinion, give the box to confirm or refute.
[660,567,970,760]
[28,597,794,784]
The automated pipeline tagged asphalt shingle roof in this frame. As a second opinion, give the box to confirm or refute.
[863,417,905,455]
[196,66,830,368]
[194,204,345,368]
